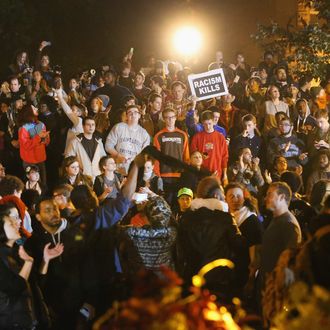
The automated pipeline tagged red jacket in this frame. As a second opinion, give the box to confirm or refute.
[190,130,228,178]
[18,122,49,163]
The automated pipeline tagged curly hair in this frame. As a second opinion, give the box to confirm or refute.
[224,182,259,214]
[17,104,38,126]
[0,175,24,197]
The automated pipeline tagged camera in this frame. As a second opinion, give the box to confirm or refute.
[53,65,62,74]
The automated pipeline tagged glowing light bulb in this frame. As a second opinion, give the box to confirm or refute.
[173,26,202,56]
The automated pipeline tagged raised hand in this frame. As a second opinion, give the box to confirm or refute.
[239,154,246,171]
[43,243,64,263]
[298,152,308,161]
[283,141,291,153]
[39,130,50,139]
[39,41,51,51]
[264,170,272,184]
[251,157,260,171]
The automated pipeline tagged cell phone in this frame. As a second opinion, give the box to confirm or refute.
[129,47,134,55]
[80,307,90,319]
[132,192,148,203]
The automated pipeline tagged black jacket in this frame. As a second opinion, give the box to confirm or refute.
[0,244,37,329]
[177,198,249,299]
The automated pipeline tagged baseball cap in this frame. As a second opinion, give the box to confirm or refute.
[177,187,193,198]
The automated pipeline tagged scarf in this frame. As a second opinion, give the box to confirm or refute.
[143,170,153,182]
[232,206,256,227]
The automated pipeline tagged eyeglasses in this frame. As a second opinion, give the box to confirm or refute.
[164,116,176,120]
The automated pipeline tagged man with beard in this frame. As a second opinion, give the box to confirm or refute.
[271,66,291,99]
[280,171,316,241]
[260,182,302,271]
[228,147,264,195]
[24,198,69,328]
[262,183,302,265]
[24,153,143,328]
[293,98,316,144]
[258,182,302,316]
[267,117,308,170]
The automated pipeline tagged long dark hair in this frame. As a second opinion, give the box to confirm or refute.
[17,104,38,127]
[0,203,16,244]
[225,182,259,214]
[61,156,91,187]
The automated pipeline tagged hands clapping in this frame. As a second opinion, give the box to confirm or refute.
[43,243,64,263]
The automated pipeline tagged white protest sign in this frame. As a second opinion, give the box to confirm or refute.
[188,69,228,101]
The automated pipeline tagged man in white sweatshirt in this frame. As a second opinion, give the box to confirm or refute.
[105,105,150,175]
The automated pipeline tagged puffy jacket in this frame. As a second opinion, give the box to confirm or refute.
[18,122,49,163]
[177,198,249,299]
[119,225,177,277]
[119,196,177,277]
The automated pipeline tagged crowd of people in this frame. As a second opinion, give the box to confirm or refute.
[0,41,329,329]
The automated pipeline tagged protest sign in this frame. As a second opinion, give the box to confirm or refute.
[188,69,228,101]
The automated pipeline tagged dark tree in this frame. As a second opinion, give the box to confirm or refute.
[251,0,330,81]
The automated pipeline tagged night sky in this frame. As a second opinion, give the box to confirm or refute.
[0,0,295,77]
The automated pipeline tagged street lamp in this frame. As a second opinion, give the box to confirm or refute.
[173,26,202,57]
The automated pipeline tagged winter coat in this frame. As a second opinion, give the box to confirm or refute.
[18,122,49,163]
[0,244,37,329]
[177,198,249,299]
[119,226,177,277]
[119,196,176,278]
[65,133,106,180]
